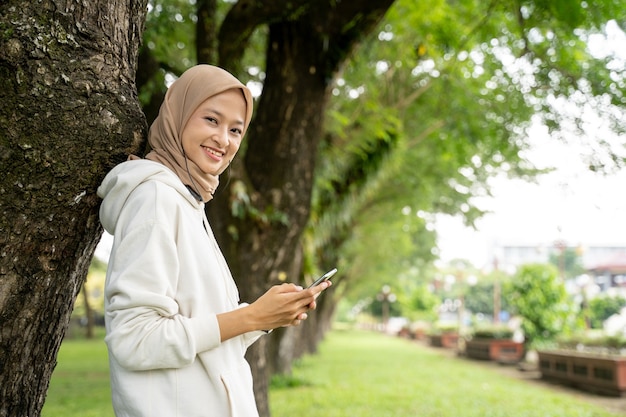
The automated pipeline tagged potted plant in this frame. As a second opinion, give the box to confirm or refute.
[537,334,626,396]
[464,325,525,364]
[411,321,431,341]
[428,324,459,349]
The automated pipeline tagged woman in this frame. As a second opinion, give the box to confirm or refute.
[97,65,329,417]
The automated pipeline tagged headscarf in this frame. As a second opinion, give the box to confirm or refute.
[139,65,254,202]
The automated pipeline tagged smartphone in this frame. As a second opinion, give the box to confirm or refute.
[307,268,337,288]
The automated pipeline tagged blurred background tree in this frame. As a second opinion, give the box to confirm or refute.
[504,263,579,346]
[588,294,626,329]
[71,259,107,339]
[549,245,586,279]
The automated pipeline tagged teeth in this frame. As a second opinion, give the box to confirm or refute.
[202,146,223,156]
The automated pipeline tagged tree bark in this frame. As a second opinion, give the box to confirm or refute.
[0,1,147,416]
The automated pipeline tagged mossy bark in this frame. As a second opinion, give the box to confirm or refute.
[0,2,147,416]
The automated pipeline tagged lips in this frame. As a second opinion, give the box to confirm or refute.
[201,145,224,160]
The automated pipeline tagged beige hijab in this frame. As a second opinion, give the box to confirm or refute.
[139,65,254,202]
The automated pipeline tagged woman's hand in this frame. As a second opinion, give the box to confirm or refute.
[249,281,331,329]
[217,281,331,342]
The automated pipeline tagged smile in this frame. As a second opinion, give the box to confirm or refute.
[201,146,224,158]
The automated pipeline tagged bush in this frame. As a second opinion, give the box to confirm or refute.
[555,333,626,351]
[427,323,458,335]
[504,263,578,347]
[588,295,626,329]
[471,325,514,340]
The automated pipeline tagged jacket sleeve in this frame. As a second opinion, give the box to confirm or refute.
[104,219,221,371]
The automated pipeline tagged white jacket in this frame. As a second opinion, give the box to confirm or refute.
[98,159,264,417]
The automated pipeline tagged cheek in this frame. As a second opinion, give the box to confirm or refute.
[229,139,242,155]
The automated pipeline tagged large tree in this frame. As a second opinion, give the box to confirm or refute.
[0,2,148,416]
[205,2,396,413]
[0,1,396,416]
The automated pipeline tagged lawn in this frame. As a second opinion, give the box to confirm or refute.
[42,335,113,417]
[43,328,623,417]
[270,330,624,417]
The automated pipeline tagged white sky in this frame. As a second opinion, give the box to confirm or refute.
[435,124,626,269]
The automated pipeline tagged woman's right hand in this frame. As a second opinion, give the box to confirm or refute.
[249,282,330,329]
[216,281,330,342]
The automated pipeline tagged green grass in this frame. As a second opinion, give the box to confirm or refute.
[42,336,113,417]
[270,330,623,417]
[42,329,623,417]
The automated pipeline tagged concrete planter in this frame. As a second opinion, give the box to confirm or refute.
[537,350,626,397]
[465,338,525,364]
[429,333,459,349]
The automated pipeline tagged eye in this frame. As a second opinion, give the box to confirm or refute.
[230,127,243,135]
[204,117,217,124]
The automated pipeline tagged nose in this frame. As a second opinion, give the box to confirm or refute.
[213,126,230,147]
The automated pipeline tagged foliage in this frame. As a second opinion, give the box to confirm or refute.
[588,294,626,329]
[400,283,440,322]
[548,246,586,280]
[368,286,402,319]
[471,324,514,340]
[310,0,626,302]
[505,263,579,346]
[464,280,509,318]
[135,0,626,305]
[428,322,459,335]
[555,332,626,352]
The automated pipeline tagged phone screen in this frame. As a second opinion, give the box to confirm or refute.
[307,268,337,288]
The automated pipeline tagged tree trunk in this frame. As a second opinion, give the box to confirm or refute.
[209,2,394,415]
[0,2,147,416]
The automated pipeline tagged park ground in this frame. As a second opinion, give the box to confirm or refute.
[44,327,626,417]
[419,336,626,416]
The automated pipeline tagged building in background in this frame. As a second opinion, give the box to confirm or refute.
[490,242,626,297]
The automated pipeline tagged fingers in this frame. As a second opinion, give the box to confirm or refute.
[256,280,332,329]
[278,281,330,306]
[290,312,308,327]
[310,280,332,295]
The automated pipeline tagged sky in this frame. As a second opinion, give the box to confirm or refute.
[435,123,626,269]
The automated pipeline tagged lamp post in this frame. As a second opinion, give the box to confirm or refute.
[457,274,477,349]
[493,256,501,324]
[554,238,567,281]
[377,285,396,332]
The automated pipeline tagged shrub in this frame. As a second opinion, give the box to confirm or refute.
[471,325,514,340]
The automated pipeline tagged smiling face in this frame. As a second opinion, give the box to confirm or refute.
[181,88,247,176]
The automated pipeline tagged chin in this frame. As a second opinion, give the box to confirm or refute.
[199,164,224,176]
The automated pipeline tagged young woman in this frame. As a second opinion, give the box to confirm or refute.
[97,65,329,417]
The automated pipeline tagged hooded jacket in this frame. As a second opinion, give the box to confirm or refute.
[98,159,263,417]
